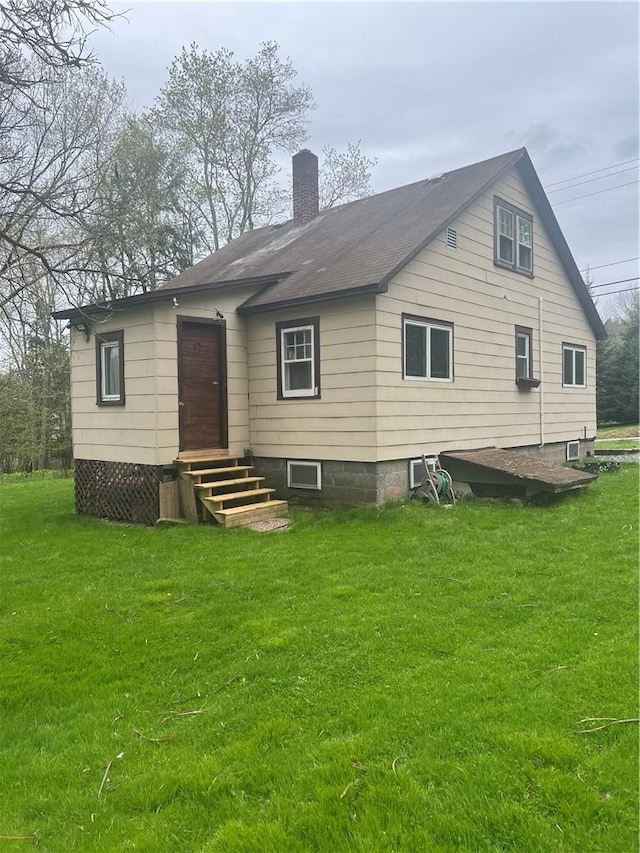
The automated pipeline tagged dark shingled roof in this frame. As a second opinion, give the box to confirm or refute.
[54,148,604,339]
[161,148,523,309]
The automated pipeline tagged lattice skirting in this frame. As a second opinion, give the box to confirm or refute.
[75,459,162,525]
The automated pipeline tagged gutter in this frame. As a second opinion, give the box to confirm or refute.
[237,281,384,316]
[52,273,288,322]
[538,296,545,447]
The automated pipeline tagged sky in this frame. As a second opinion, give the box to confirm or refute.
[89,1,639,318]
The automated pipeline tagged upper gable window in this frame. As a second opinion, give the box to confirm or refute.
[276,317,320,399]
[494,197,533,275]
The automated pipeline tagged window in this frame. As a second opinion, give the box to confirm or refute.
[515,327,532,380]
[287,460,322,490]
[96,330,124,405]
[276,317,320,399]
[403,315,453,381]
[566,440,580,461]
[494,197,533,274]
[563,344,586,387]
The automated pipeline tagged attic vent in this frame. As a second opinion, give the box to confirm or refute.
[445,227,458,250]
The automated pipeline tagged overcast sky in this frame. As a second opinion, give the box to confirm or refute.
[89,1,639,318]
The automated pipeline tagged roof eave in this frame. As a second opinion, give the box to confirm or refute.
[237,281,384,316]
[515,154,607,341]
[52,273,288,321]
[377,149,527,291]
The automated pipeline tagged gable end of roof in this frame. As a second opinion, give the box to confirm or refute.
[514,153,606,341]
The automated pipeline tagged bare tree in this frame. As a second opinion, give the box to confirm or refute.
[0,63,127,310]
[319,142,377,209]
[155,41,314,252]
[0,0,119,91]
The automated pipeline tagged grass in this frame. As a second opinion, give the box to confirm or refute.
[595,424,639,452]
[0,470,638,852]
[595,424,639,451]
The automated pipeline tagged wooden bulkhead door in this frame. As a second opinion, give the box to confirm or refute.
[177,318,228,451]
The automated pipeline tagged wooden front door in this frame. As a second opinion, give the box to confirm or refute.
[177,319,227,451]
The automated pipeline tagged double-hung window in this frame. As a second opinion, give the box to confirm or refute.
[403,315,453,381]
[276,317,320,398]
[515,326,532,380]
[495,198,533,274]
[563,343,586,387]
[514,325,540,388]
[96,330,125,405]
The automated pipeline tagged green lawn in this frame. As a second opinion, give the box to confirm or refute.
[0,471,638,852]
[596,424,639,439]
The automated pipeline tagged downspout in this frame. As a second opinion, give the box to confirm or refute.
[538,296,545,447]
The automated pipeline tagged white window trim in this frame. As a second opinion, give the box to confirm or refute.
[495,199,533,274]
[566,440,580,461]
[96,330,124,406]
[279,321,318,398]
[287,460,322,490]
[403,317,453,382]
[100,340,121,401]
[562,344,587,388]
[516,331,530,379]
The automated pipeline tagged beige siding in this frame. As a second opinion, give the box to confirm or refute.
[71,165,598,470]
[247,297,378,461]
[72,288,254,464]
[70,309,161,465]
[375,167,597,460]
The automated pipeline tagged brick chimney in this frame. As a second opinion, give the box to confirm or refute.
[292,149,319,225]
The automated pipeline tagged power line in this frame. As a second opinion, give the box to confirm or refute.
[546,165,638,194]
[553,180,639,205]
[590,277,639,290]
[544,157,640,188]
[579,257,639,273]
[594,286,639,298]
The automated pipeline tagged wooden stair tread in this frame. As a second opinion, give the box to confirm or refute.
[203,487,275,504]
[182,466,252,478]
[177,449,232,462]
[213,500,288,518]
[195,477,264,491]
[179,459,241,470]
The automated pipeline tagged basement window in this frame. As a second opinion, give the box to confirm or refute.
[566,440,580,461]
[96,330,125,405]
[287,460,322,490]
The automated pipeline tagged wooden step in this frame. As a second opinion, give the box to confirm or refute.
[182,465,252,480]
[177,449,232,462]
[203,487,275,508]
[194,476,264,492]
[179,457,242,471]
[211,500,289,528]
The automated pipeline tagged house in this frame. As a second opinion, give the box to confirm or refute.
[54,147,606,525]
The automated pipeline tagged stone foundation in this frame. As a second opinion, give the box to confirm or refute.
[252,439,594,507]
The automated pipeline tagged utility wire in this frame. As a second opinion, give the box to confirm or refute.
[593,285,639,298]
[579,257,639,273]
[544,157,640,188]
[590,277,639,290]
[553,180,639,205]
[546,166,638,194]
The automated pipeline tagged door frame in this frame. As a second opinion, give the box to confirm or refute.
[176,315,228,451]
